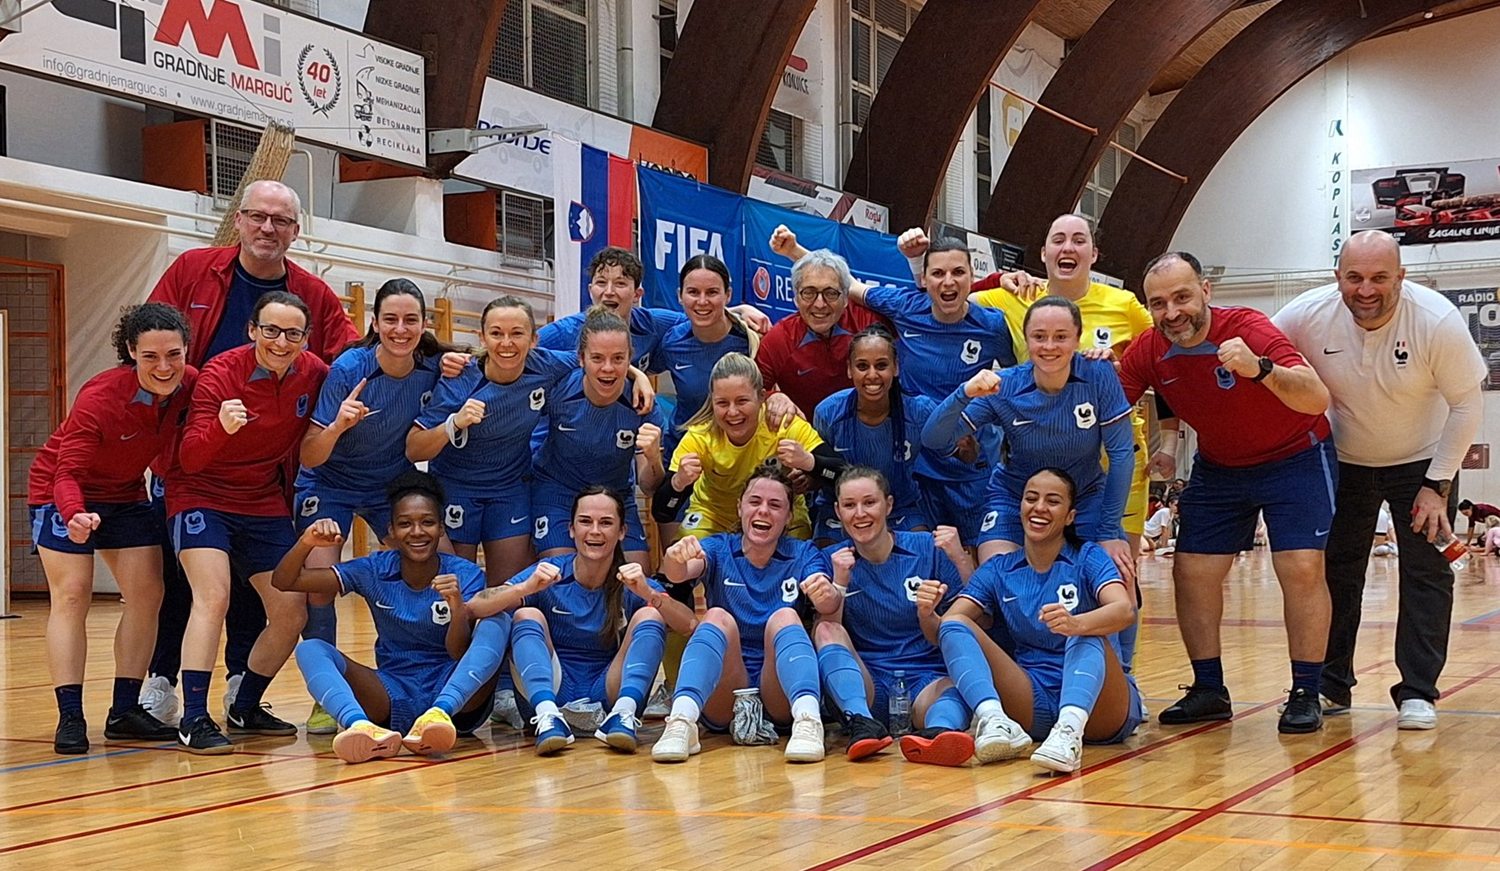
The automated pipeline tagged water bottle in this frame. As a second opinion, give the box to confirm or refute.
[1436,535,1469,572]
[888,670,912,737]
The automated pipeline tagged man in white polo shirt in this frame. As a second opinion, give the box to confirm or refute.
[1274,230,1485,731]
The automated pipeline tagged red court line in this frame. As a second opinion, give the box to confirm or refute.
[0,757,305,812]
[1029,796,1500,836]
[0,735,425,763]
[1080,663,1500,871]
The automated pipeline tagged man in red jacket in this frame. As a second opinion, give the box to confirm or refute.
[141,180,359,725]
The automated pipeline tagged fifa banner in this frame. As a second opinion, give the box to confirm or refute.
[637,167,747,311]
[741,199,840,323]
[552,137,638,319]
[1439,287,1500,391]
[0,0,426,165]
[1352,158,1500,245]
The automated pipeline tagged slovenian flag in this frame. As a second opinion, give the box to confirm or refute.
[553,136,637,319]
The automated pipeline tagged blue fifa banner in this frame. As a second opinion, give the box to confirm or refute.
[741,200,841,322]
[638,167,745,310]
[838,223,917,291]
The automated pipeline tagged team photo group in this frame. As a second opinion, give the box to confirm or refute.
[33,176,1480,777]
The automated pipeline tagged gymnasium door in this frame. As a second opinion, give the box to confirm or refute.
[0,257,66,593]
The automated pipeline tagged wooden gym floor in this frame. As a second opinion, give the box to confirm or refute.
[2,549,1498,869]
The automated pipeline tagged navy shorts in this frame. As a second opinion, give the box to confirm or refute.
[380,664,494,736]
[917,474,989,546]
[531,480,647,553]
[440,481,531,546]
[1177,437,1338,554]
[30,501,162,554]
[980,479,1114,547]
[1026,669,1144,745]
[294,484,391,538]
[170,508,297,576]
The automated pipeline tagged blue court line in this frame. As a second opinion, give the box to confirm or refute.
[1462,606,1500,624]
[0,746,151,774]
[1142,699,1500,717]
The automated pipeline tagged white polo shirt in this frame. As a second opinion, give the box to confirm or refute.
[1273,280,1485,475]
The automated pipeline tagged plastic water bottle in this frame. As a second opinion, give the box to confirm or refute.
[888,670,912,737]
[1436,535,1469,572]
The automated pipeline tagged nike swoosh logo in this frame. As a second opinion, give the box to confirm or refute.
[833,446,850,452]
[120,432,139,441]
[841,588,862,597]
[179,730,192,743]
[558,425,577,431]
[724,580,746,587]
[190,303,210,309]
[1316,528,1330,537]
[1072,671,1097,680]
[376,602,395,610]
[550,607,574,615]
[1011,419,1033,426]
[797,367,816,376]
[1161,376,1181,385]
[674,363,692,370]
[902,331,921,339]
[1002,595,1018,602]
[1322,348,1343,355]
[510,516,527,524]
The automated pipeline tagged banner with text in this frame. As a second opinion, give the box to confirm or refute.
[1352,158,1500,245]
[0,0,427,164]
[741,199,842,322]
[1439,287,1500,390]
[638,167,746,311]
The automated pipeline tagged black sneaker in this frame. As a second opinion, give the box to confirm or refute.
[177,715,233,755]
[844,713,892,761]
[54,712,89,755]
[104,704,178,741]
[1158,684,1233,725]
[1278,688,1324,734]
[226,703,298,736]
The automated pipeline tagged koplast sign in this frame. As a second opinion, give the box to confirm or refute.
[0,0,426,165]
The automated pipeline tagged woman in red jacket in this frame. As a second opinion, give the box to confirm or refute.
[30,303,195,754]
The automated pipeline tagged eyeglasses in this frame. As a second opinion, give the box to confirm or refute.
[795,288,844,304]
[255,323,309,342]
[238,209,298,230]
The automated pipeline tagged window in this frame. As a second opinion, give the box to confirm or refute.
[498,191,547,263]
[1080,120,1139,225]
[267,0,319,13]
[658,0,677,85]
[490,0,592,109]
[847,0,920,161]
[756,109,803,177]
[975,87,992,219]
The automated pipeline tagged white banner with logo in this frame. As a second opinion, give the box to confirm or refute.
[0,0,426,165]
[771,5,822,120]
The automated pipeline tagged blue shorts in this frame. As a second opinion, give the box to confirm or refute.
[440,481,531,546]
[30,501,162,554]
[1025,669,1143,745]
[170,508,297,576]
[869,667,947,730]
[813,500,930,543]
[1177,437,1338,554]
[979,478,1114,546]
[379,664,494,736]
[531,480,647,553]
[557,660,612,707]
[294,484,391,538]
[917,474,989,546]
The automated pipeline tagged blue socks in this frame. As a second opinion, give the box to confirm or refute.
[1291,659,1321,696]
[1116,618,1139,677]
[303,602,337,646]
[295,640,367,728]
[434,615,512,714]
[56,684,83,717]
[111,677,142,716]
[510,618,556,706]
[818,642,871,718]
[1058,635,1109,712]
[182,669,212,723]
[938,620,1002,709]
[232,668,274,714]
[771,624,820,704]
[923,686,970,731]
[1191,656,1225,690]
[675,622,729,708]
[619,619,667,709]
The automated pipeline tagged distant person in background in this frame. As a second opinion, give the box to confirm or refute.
[1458,500,1500,545]
[1142,495,1176,556]
[1371,504,1398,557]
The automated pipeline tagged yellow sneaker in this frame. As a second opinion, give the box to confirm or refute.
[402,707,456,757]
[331,721,402,764]
[305,703,338,735]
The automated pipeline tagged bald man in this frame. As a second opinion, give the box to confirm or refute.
[1274,231,1485,731]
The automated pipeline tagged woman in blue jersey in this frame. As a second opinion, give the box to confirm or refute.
[922,297,1136,577]
[809,466,976,764]
[273,471,510,763]
[652,466,835,764]
[811,325,937,543]
[935,468,1141,773]
[464,487,696,755]
[531,306,666,569]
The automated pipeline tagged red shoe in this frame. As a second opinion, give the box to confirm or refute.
[899,728,974,766]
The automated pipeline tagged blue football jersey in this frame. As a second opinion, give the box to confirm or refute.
[695,533,832,672]
[812,389,938,517]
[861,286,1017,399]
[537,306,686,372]
[504,554,664,672]
[653,319,752,436]
[414,349,576,490]
[531,369,665,494]
[824,531,961,673]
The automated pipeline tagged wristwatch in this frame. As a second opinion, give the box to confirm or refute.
[1422,477,1453,498]
[1250,356,1274,383]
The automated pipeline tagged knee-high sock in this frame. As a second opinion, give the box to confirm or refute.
[923,686,969,731]
[817,642,870,718]
[1058,635,1108,714]
[674,622,728,709]
[509,618,555,707]
[295,640,366,728]
[303,601,337,646]
[618,620,667,710]
[772,624,820,704]
[938,621,1002,709]
[1116,617,1139,677]
[434,615,511,715]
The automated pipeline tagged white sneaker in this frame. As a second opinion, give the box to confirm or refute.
[784,712,825,763]
[1031,722,1084,773]
[139,675,180,726]
[973,712,1032,763]
[221,673,243,722]
[489,688,524,729]
[1397,699,1437,730]
[643,683,671,719]
[651,713,701,763]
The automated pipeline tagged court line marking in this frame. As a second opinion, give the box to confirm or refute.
[1462,606,1500,624]
[1079,662,1500,870]
[1028,796,1500,835]
[0,748,150,774]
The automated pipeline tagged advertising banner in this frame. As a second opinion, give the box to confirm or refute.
[742,199,841,322]
[638,167,745,310]
[748,166,890,231]
[553,137,637,319]
[0,0,426,164]
[1352,158,1500,245]
[1439,287,1500,390]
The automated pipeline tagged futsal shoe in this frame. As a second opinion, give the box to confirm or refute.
[972,713,1032,763]
[899,727,975,767]
[402,707,457,756]
[54,712,89,755]
[177,715,233,755]
[139,674,180,726]
[1158,684,1232,725]
[1397,699,1438,730]
[226,703,298,736]
[643,683,671,719]
[305,702,339,735]
[1277,688,1324,734]
[104,704,178,741]
[532,710,576,755]
[221,673,243,722]
[489,688,525,730]
[333,721,402,764]
[1031,722,1084,773]
[1277,693,1350,717]
[651,713,701,763]
[844,713,892,761]
[784,711,826,763]
[594,711,641,753]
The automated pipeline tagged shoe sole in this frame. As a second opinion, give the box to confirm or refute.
[1277,716,1324,735]
[651,741,701,763]
[333,730,402,764]
[1158,709,1233,725]
[595,729,639,753]
[402,720,457,756]
[847,736,893,761]
[1397,718,1437,730]
[227,724,299,736]
[177,740,234,756]
[305,722,339,736]
[535,733,576,755]
[973,735,1032,764]
[899,732,975,767]
[784,742,825,763]
[1031,748,1081,773]
[54,742,89,755]
[104,728,178,742]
